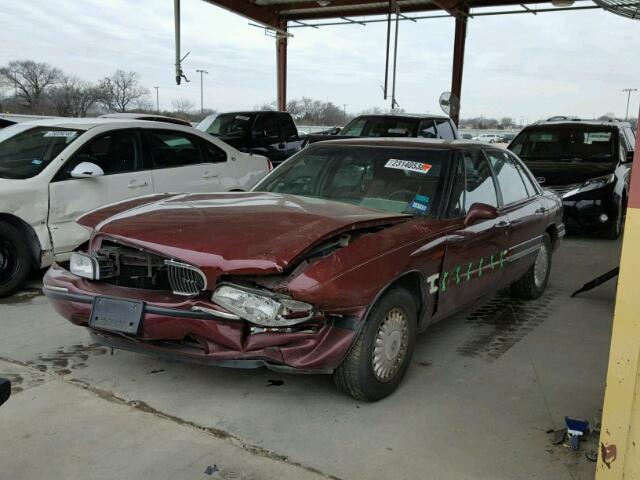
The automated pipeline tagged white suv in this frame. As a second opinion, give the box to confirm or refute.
[471,133,501,143]
[0,118,270,296]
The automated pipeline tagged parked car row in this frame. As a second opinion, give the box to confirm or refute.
[43,137,564,400]
[1,109,633,401]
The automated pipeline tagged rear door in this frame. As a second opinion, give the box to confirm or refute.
[147,129,224,193]
[438,149,511,316]
[48,128,153,256]
[485,149,543,282]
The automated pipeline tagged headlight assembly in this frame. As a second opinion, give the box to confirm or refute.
[70,252,98,280]
[212,284,313,327]
[570,173,615,197]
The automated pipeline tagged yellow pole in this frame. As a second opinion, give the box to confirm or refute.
[597,112,640,479]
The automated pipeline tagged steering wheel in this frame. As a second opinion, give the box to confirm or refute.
[388,190,415,202]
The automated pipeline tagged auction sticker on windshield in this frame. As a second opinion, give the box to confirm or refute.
[43,131,77,139]
[385,159,432,174]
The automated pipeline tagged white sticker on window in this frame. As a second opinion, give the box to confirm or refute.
[584,132,611,144]
[235,115,250,121]
[385,159,432,174]
[44,131,77,138]
[388,128,408,134]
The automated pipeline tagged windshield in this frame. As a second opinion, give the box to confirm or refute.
[0,126,82,179]
[203,113,252,138]
[255,145,450,216]
[510,125,616,162]
[341,117,420,138]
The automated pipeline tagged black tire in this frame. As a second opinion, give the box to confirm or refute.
[0,221,32,298]
[334,287,417,401]
[604,197,625,240]
[511,233,552,300]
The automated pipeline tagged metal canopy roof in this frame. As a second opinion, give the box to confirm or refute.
[205,0,591,29]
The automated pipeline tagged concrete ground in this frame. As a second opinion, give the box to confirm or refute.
[0,236,621,480]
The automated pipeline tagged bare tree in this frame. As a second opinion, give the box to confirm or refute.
[49,76,100,117]
[0,60,62,110]
[98,70,149,112]
[171,98,195,115]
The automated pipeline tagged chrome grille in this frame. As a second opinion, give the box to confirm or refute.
[545,183,581,198]
[164,260,207,296]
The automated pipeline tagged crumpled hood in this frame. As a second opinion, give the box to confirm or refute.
[92,192,410,276]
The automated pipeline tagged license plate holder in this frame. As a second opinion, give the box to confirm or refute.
[90,296,144,335]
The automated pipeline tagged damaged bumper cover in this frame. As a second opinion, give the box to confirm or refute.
[44,264,362,374]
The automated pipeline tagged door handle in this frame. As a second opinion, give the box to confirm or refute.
[535,207,548,214]
[202,172,219,179]
[128,180,148,188]
[496,220,510,228]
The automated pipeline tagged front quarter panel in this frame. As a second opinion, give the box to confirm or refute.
[286,220,448,311]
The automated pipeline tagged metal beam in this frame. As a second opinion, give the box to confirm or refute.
[203,0,282,32]
[450,4,469,126]
[276,20,288,111]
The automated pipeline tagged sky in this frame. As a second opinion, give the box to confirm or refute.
[1,0,638,120]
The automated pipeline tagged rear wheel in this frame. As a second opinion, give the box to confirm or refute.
[0,221,32,298]
[511,233,552,300]
[334,288,417,401]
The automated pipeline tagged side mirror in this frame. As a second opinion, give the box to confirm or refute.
[625,151,635,164]
[0,378,10,406]
[70,161,104,178]
[464,202,498,226]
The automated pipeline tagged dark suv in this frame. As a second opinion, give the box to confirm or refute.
[197,111,302,167]
[508,119,635,239]
[302,113,458,146]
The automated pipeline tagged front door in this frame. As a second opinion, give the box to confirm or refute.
[437,150,511,316]
[48,129,153,257]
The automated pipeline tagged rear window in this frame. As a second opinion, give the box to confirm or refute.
[341,117,419,138]
[509,125,616,162]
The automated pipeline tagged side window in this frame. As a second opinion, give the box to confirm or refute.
[62,130,141,178]
[624,127,636,151]
[279,115,298,141]
[486,150,529,205]
[418,120,437,139]
[200,139,227,163]
[148,131,204,168]
[447,150,499,217]
[341,118,366,136]
[253,113,280,140]
[508,152,539,196]
[435,119,456,140]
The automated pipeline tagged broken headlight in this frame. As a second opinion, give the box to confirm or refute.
[70,252,98,280]
[69,252,116,280]
[212,284,313,327]
[568,174,616,197]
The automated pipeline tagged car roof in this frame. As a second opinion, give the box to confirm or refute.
[352,113,450,120]
[309,137,488,150]
[99,113,191,125]
[532,119,632,128]
[14,117,198,131]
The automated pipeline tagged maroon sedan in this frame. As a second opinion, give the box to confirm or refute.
[44,139,564,400]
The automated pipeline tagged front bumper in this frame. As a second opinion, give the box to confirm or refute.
[562,198,615,231]
[43,264,362,373]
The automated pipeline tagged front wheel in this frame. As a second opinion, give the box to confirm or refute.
[333,287,417,401]
[0,221,32,298]
[511,233,552,300]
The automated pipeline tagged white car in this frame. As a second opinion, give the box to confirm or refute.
[0,118,270,296]
[471,133,501,143]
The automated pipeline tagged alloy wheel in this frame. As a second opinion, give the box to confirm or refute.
[533,243,549,288]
